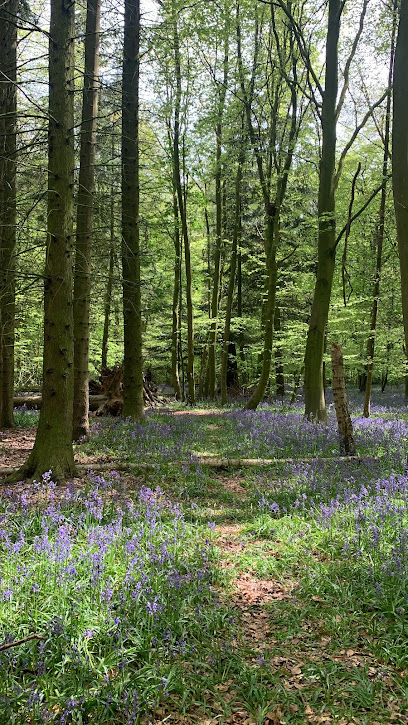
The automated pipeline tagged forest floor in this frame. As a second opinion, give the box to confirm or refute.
[1,394,408,723]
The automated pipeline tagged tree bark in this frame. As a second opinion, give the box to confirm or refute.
[237,5,300,410]
[122,0,144,419]
[0,0,17,429]
[304,0,341,422]
[7,0,77,482]
[72,0,101,439]
[392,0,408,363]
[171,175,182,399]
[172,0,194,404]
[246,210,278,409]
[331,343,356,456]
[208,20,229,400]
[364,4,396,418]
[237,246,245,375]
[221,137,245,405]
[101,242,115,370]
[274,305,285,397]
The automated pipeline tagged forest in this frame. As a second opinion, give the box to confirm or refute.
[2,0,408,722]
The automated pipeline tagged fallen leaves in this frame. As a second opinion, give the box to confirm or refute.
[233,574,295,605]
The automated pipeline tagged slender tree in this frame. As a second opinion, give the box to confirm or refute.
[221,130,245,404]
[102,139,117,370]
[364,3,397,417]
[122,0,144,418]
[170,172,182,399]
[237,2,301,410]
[72,0,101,439]
[102,244,115,370]
[208,6,229,400]
[171,0,195,404]
[7,0,76,481]
[0,0,17,429]
[393,0,408,362]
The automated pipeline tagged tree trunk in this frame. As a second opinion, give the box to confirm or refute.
[172,0,194,404]
[246,209,278,409]
[0,0,17,429]
[171,178,182,399]
[304,0,340,422]
[331,343,356,456]
[237,6,299,411]
[102,140,116,370]
[290,366,303,405]
[221,139,244,405]
[7,0,76,482]
[237,246,245,375]
[101,242,115,370]
[122,0,144,419]
[364,7,396,418]
[208,122,223,400]
[274,305,285,397]
[392,0,408,361]
[72,0,101,439]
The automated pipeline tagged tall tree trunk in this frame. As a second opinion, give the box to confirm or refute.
[8,0,76,482]
[304,0,340,422]
[171,178,182,399]
[207,124,223,400]
[102,143,116,370]
[172,0,194,404]
[72,0,101,439]
[0,0,17,429]
[238,5,299,410]
[101,242,115,370]
[237,246,245,373]
[392,0,408,364]
[208,27,229,399]
[246,209,278,409]
[274,304,285,397]
[364,5,396,418]
[221,140,245,405]
[122,0,144,418]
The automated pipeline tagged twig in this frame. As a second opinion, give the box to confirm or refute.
[0,634,44,652]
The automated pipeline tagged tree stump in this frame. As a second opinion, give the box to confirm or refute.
[331,343,356,456]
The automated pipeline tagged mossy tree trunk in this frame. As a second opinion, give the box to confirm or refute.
[304,0,340,422]
[393,0,408,364]
[122,0,144,419]
[274,305,285,397]
[0,0,17,429]
[7,0,76,482]
[72,0,101,439]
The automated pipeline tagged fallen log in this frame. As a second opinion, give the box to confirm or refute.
[13,396,42,409]
[0,455,381,479]
[14,395,107,412]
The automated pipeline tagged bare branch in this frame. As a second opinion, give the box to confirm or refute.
[335,89,388,189]
[336,0,369,119]
[0,635,44,653]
